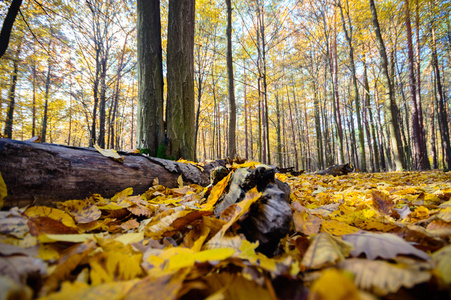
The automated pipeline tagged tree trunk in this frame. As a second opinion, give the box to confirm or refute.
[98,55,108,148]
[369,0,405,170]
[244,58,249,160]
[4,39,21,139]
[0,0,22,59]
[276,92,283,167]
[166,0,196,160]
[136,0,165,155]
[0,138,210,208]
[226,0,236,159]
[41,56,52,143]
[339,0,367,171]
[431,21,451,170]
[405,0,429,170]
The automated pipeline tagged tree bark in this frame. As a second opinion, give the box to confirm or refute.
[226,0,236,159]
[166,0,196,160]
[369,0,406,170]
[405,0,429,170]
[136,0,165,155]
[0,138,210,208]
[339,0,366,171]
[0,0,22,59]
[3,38,21,139]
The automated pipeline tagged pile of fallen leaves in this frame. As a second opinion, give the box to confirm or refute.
[0,164,450,299]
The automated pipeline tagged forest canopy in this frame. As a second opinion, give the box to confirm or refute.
[0,0,450,171]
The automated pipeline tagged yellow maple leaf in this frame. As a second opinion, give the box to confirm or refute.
[57,200,101,224]
[202,172,232,211]
[25,206,77,229]
[301,232,353,269]
[0,171,7,209]
[321,220,360,236]
[310,269,361,300]
[93,143,124,163]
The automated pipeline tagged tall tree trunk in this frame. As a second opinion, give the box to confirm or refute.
[405,0,429,170]
[322,8,345,164]
[244,58,249,160]
[98,55,108,148]
[137,0,165,155]
[90,47,100,147]
[313,77,324,170]
[339,0,366,171]
[3,39,21,139]
[110,33,129,149]
[369,0,406,170]
[226,0,236,159]
[276,92,283,167]
[167,0,196,160]
[286,84,299,170]
[41,55,52,143]
[431,18,451,169]
[415,0,428,168]
[0,0,22,59]
[32,53,37,138]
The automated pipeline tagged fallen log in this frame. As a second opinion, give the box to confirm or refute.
[316,163,354,176]
[0,138,210,208]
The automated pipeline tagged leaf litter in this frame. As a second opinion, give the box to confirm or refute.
[0,166,450,299]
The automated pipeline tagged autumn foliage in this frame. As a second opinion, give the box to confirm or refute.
[0,163,450,299]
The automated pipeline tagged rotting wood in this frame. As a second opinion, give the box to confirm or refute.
[0,138,209,208]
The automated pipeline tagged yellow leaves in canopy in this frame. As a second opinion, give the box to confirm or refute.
[310,269,361,300]
[339,258,432,296]
[146,247,235,277]
[93,143,124,163]
[57,200,101,223]
[321,220,360,236]
[301,232,353,269]
[25,206,77,229]
[0,171,7,209]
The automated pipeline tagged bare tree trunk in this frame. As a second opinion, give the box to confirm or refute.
[369,0,405,170]
[431,19,451,169]
[405,0,429,170]
[41,52,52,143]
[244,58,249,160]
[226,0,236,159]
[137,0,165,155]
[167,0,196,160]
[339,0,366,171]
[0,0,22,59]
[3,40,21,139]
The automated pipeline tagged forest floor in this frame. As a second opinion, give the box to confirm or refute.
[0,162,450,299]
